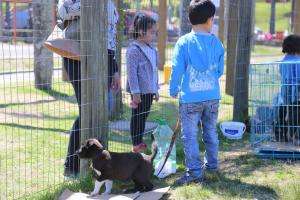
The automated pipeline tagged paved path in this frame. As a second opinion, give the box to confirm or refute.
[0,69,61,85]
[1,42,34,59]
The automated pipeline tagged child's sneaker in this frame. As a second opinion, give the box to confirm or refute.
[132,143,147,153]
[174,173,203,185]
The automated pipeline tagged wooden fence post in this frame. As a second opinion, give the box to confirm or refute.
[180,0,191,35]
[233,0,254,122]
[225,0,238,96]
[293,0,300,34]
[270,0,276,34]
[158,0,167,66]
[0,0,2,37]
[218,0,225,42]
[80,0,108,175]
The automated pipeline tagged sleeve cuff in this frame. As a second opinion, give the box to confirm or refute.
[130,89,140,94]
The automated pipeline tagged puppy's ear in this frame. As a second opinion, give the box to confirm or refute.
[91,138,104,150]
[86,140,92,148]
[96,138,102,144]
[101,150,111,160]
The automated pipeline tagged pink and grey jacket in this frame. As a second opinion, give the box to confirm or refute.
[126,41,159,94]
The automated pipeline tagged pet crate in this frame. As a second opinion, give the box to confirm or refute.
[249,62,300,159]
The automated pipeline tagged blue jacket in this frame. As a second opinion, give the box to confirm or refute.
[169,31,224,103]
[279,55,300,104]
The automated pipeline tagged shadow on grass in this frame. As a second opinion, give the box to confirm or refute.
[0,110,77,121]
[221,152,300,178]
[0,122,67,133]
[0,99,57,109]
[41,88,77,104]
[30,169,279,200]
[201,173,279,200]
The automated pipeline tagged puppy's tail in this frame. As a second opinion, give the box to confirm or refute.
[150,134,158,163]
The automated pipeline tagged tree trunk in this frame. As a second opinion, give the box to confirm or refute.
[225,0,238,96]
[32,0,54,90]
[180,0,191,35]
[293,0,300,34]
[270,0,276,34]
[233,0,254,122]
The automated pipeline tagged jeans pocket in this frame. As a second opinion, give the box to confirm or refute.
[210,101,219,114]
[187,103,202,114]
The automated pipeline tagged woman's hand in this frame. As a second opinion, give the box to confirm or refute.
[111,72,121,92]
[132,94,141,104]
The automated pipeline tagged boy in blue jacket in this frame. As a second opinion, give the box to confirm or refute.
[169,0,224,185]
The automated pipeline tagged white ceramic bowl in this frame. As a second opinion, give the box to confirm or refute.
[220,121,246,140]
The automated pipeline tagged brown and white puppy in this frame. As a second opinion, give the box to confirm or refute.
[76,138,157,195]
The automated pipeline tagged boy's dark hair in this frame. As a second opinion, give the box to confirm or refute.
[132,13,157,39]
[189,0,216,25]
[282,34,300,55]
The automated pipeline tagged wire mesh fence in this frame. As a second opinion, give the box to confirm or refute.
[250,62,300,159]
[0,0,299,199]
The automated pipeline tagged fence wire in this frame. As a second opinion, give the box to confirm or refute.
[250,62,300,158]
[0,0,298,199]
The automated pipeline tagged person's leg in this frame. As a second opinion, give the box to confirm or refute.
[63,58,81,176]
[138,94,154,143]
[175,103,203,185]
[130,97,143,146]
[108,89,115,117]
[202,100,219,171]
[107,49,118,116]
[65,117,80,175]
[130,94,153,147]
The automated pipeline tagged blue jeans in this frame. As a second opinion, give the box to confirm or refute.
[179,100,219,178]
[108,90,115,116]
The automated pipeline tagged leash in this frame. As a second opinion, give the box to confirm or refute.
[156,117,180,176]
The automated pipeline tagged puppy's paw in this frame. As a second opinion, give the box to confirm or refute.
[90,191,98,197]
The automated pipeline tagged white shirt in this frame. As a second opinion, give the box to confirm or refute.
[57,0,119,50]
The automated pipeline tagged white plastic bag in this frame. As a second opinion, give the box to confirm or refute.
[152,122,176,178]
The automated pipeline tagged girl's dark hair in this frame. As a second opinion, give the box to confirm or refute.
[132,13,157,39]
[282,34,300,55]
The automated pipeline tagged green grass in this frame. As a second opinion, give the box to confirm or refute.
[0,1,297,199]
[0,81,77,199]
[0,79,296,200]
[252,45,282,57]
[255,0,291,33]
[33,131,300,200]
